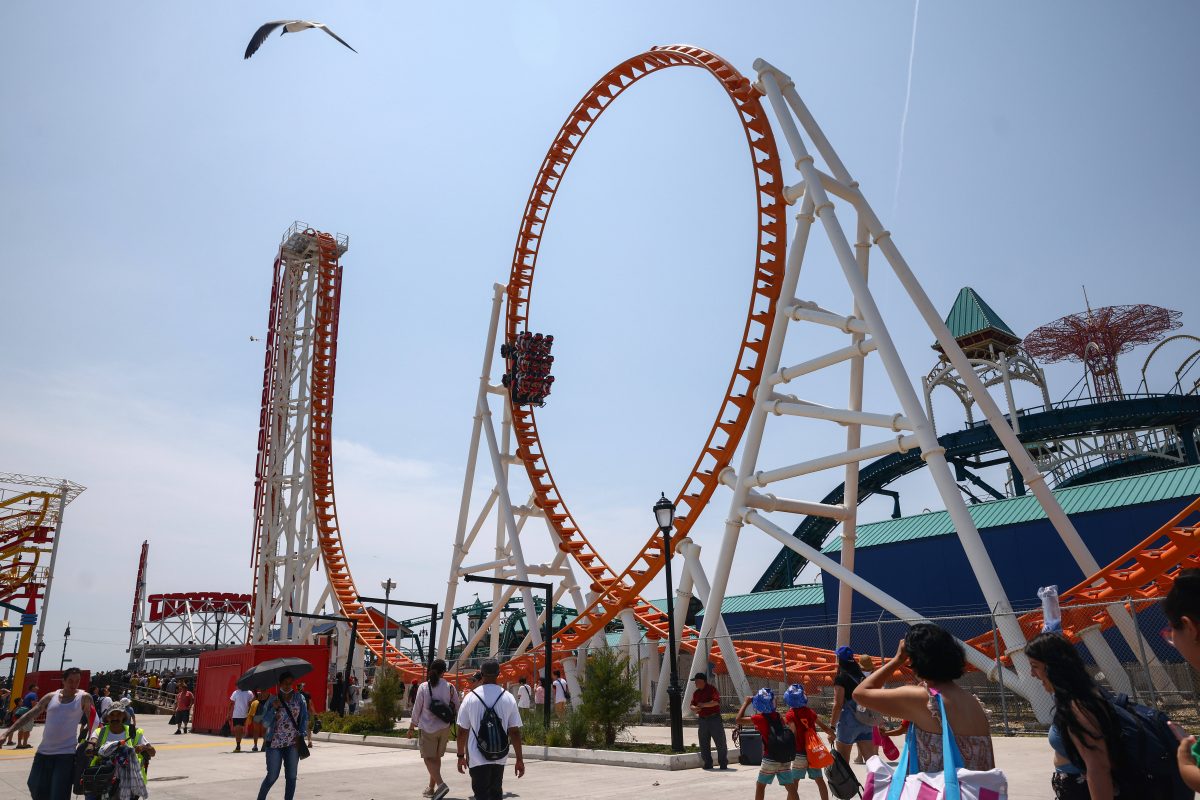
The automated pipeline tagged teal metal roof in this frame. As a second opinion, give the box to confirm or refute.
[822,464,1200,553]
[648,584,823,616]
[943,287,1018,341]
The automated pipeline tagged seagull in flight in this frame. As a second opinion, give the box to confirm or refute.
[244,20,357,60]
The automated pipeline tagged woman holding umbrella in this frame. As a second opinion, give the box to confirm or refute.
[256,672,309,800]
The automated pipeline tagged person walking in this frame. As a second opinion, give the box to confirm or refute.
[783,684,834,800]
[173,681,194,735]
[256,672,309,800]
[330,672,346,717]
[550,670,570,715]
[2,667,95,800]
[827,645,877,764]
[347,675,360,716]
[1026,632,1122,799]
[689,673,728,770]
[96,687,113,721]
[735,689,798,800]
[853,624,995,773]
[533,679,545,718]
[408,659,460,800]
[456,660,524,800]
[247,691,264,753]
[515,677,532,719]
[84,703,154,800]
[229,685,256,752]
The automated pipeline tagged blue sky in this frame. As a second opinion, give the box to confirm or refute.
[2,2,1198,669]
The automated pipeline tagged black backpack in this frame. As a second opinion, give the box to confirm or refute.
[426,682,457,725]
[824,749,862,800]
[762,712,796,763]
[1104,692,1191,800]
[472,689,510,761]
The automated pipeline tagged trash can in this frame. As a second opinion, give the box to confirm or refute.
[736,726,762,766]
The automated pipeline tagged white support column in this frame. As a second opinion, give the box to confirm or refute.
[691,195,818,697]
[654,568,693,715]
[440,284,506,658]
[1078,625,1134,697]
[836,215,870,646]
[562,655,582,708]
[757,65,1029,656]
[676,539,751,704]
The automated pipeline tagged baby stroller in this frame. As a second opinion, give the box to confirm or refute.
[78,739,131,800]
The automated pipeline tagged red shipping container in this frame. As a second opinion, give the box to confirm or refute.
[194,644,329,735]
[24,670,91,694]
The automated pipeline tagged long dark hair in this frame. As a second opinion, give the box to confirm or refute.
[1026,633,1122,771]
[428,659,447,687]
[836,655,864,684]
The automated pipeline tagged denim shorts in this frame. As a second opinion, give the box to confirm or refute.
[835,711,873,745]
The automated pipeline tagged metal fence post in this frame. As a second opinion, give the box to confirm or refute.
[876,611,886,664]
[779,622,788,687]
[990,604,1011,736]
[1128,595,1159,707]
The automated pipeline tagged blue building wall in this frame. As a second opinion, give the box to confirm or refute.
[800,497,1195,657]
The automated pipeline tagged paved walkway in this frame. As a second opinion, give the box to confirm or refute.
[0,714,1062,799]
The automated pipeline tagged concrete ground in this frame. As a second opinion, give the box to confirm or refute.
[0,714,1062,799]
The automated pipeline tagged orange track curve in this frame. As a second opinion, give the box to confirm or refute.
[498,45,839,684]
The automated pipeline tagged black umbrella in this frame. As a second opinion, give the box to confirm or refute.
[236,657,313,691]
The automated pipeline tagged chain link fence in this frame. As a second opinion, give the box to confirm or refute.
[599,595,1200,735]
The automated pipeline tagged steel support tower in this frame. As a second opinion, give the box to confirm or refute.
[250,223,349,644]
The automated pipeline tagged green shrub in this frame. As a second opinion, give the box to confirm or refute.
[580,648,641,745]
[563,705,592,748]
[370,664,402,730]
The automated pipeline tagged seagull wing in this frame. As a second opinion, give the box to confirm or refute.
[314,23,358,54]
[244,20,291,59]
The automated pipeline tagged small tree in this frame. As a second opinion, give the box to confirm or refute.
[370,664,403,730]
[580,648,641,746]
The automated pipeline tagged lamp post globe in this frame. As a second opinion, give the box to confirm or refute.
[654,492,685,753]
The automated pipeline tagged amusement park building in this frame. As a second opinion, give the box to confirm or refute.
[809,464,1200,654]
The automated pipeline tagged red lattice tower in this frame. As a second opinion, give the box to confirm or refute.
[1024,304,1182,401]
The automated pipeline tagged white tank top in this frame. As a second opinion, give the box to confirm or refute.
[39,690,83,756]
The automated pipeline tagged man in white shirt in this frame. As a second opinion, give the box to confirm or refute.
[551,669,570,715]
[515,677,532,716]
[228,687,255,753]
[456,659,524,800]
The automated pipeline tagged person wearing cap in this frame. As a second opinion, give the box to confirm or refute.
[736,689,798,800]
[783,684,834,800]
[829,645,876,764]
[455,659,524,800]
[689,673,727,770]
[85,703,154,797]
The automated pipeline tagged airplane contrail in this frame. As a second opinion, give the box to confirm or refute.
[892,0,921,220]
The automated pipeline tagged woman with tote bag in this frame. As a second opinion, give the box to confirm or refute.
[853,624,1004,799]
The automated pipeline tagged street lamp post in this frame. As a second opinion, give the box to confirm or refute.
[654,493,685,753]
[59,622,72,672]
[380,579,396,660]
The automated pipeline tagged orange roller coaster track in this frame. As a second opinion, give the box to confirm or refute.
[496,45,840,684]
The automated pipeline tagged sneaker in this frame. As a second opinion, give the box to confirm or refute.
[422,788,436,798]
[433,783,450,800]
[173,730,181,735]
[234,746,242,753]
[252,746,259,752]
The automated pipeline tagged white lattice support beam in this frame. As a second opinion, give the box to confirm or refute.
[440,284,506,658]
[837,214,871,646]
[675,539,751,708]
[690,194,818,703]
[756,62,1030,656]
